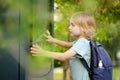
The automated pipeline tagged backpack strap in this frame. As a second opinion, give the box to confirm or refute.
[77,54,92,77]
[77,38,93,78]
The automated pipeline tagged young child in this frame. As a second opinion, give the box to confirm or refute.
[30,12,96,80]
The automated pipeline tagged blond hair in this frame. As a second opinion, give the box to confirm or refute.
[70,12,96,38]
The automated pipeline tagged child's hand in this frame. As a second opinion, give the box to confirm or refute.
[30,43,43,56]
[44,30,54,43]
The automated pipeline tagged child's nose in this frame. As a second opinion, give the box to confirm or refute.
[68,26,71,29]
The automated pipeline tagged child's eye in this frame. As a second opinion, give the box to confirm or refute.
[70,23,75,27]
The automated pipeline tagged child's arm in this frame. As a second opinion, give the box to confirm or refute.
[45,30,72,48]
[30,43,76,61]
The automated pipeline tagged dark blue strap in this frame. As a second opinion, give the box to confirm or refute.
[77,54,92,76]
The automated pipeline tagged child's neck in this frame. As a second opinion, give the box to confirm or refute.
[77,35,85,39]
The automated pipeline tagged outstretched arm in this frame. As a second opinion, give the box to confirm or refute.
[30,43,76,61]
[45,30,72,48]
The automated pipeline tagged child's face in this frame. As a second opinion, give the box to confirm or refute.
[68,22,82,38]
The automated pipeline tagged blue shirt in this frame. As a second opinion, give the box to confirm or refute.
[69,38,90,80]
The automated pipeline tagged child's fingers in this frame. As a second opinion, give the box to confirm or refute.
[44,34,48,38]
[32,43,40,49]
[30,48,38,56]
[31,52,38,56]
[46,30,50,36]
[30,50,38,54]
[30,47,38,51]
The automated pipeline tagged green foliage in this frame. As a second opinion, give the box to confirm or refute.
[29,54,51,67]
[54,60,62,67]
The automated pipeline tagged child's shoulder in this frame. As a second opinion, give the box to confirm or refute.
[73,38,88,44]
[77,38,88,42]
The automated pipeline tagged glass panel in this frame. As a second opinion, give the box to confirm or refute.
[0,0,54,80]
[26,0,54,80]
[0,0,20,80]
